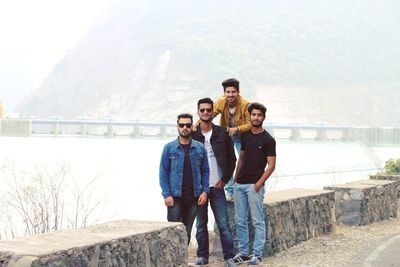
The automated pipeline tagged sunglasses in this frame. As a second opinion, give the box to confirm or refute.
[199,108,212,113]
[178,123,192,128]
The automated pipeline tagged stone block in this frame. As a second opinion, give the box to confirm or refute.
[0,220,187,267]
[376,175,400,207]
[324,179,397,226]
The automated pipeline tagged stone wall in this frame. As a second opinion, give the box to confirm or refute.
[0,220,187,267]
[375,175,400,206]
[223,189,335,256]
[1,180,397,265]
[324,179,397,226]
[0,119,31,136]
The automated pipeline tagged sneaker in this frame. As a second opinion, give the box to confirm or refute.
[247,255,262,265]
[226,258,236,267]
[233,253,250,264]
[192,257,209,266]
[225,193,234,201]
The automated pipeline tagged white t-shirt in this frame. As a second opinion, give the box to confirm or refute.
[202,130,223,187]
[229,107,236,128]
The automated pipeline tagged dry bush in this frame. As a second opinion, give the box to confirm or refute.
[0,161,103,239]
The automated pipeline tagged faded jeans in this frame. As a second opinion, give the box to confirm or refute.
[167,196,198,244]
[225,134,241,196]
[195,187,234,260]
[234,183,266,257]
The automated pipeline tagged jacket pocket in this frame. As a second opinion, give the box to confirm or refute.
[169,154,179,160]
[194,153,203,159]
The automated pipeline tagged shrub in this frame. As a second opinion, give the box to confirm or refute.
[384,158,400,175]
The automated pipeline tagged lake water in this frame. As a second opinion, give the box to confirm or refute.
[0,136,399,238]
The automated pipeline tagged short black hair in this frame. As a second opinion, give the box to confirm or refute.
[222,78,240,92]
[197,97,214,110]
[177,113,193,124]
[248,102,267,117]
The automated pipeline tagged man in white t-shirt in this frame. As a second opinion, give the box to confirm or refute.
[191,98,237,267]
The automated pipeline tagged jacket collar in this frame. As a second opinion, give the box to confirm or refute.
[194,122,221,139]
[173,137,194,149]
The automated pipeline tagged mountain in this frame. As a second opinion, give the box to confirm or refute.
[18,0,400,126]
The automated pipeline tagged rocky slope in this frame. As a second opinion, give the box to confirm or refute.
[19,0,400,125]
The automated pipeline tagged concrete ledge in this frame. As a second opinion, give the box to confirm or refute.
[324,179,397,226]
[0,119,31,136]
[0,220,187,267]
[226,188,335,255]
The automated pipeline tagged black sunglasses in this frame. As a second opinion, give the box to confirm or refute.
[199,108,212,113]
[178,123,192,128]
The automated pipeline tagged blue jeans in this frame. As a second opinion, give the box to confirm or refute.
[234,183,266,257]
[195,187,234,260]
[167,196,198,244]
[225,135,241,196]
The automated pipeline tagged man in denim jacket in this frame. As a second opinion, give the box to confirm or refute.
[159,113,210,243]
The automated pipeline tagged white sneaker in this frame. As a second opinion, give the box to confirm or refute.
[192,257,208,266]
[247,255,262,265]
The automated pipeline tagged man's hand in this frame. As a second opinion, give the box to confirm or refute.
[254,181,263,193]
[227,127,239,136]
[198,192,208,205]
[192,123,198,132]
[215,180,226,189]
[164,196,174,207]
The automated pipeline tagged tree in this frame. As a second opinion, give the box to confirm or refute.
[0,161,103,239]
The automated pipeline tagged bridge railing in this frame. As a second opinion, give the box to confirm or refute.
[1,118,399,144]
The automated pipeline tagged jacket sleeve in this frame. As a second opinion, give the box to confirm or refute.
[159,145,172,198]
[200,145,210,193]
[238,102,252,133]
[222,131,237,184]
[212,98,223,120]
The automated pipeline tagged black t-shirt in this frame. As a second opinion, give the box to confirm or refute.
[181,143,194,198]
[237,130,276,184]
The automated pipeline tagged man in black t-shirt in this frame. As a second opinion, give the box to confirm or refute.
[233,103,276,266]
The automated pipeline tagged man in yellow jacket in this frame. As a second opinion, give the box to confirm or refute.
[212,78,251,200]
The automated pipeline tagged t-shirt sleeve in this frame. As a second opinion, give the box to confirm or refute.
[265,137,276,156]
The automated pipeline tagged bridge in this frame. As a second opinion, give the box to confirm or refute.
[0,118,399,145]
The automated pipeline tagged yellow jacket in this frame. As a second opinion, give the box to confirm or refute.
[213,95,251,133]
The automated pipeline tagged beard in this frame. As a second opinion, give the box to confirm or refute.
[200,117,212,123]
[179,130,191,137]
[251,120,263,128]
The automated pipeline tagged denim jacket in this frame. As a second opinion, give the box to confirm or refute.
[159,138,210,198]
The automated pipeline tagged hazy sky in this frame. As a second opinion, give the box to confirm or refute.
[0,0,112,112]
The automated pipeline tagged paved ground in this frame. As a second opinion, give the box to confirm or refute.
[189,212,400,266]
[352,233,400,266]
